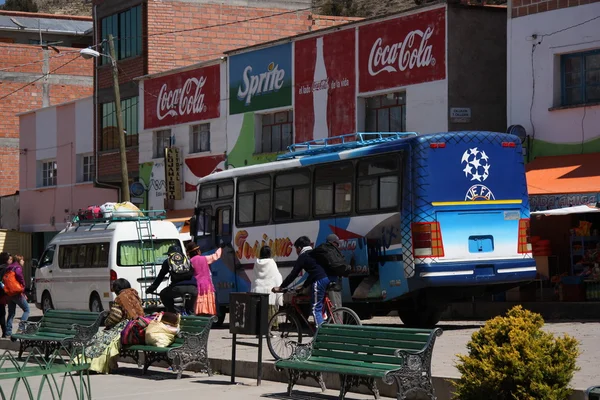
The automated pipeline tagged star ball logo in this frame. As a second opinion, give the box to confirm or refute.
[461,147,494,201]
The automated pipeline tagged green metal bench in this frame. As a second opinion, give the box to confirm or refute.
[0,347,91,400]
[275,324,443,400]
[12,310,108,359]
[120,315,217,379]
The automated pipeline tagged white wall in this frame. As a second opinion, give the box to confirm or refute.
[75,97,93,154]
[35,107,57,161]
[508,3,600,153]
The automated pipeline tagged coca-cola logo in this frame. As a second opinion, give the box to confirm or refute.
[368,27,435,77]
[157,76,208,120]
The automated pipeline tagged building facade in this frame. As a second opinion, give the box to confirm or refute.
[93,0,357,198]
[0,10,94,197]
[136,3,508,214]
[19,97,118,242]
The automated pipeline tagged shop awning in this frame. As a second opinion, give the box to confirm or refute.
[531,204,600,216]
[526,153,600,195]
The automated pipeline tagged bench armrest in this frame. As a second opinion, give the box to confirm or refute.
[167,316,217,362]
[62,311,109,348]
[288,341,314,361]
[19,320,41,335]
[390,327,444,375]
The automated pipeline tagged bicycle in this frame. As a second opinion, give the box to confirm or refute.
[266,284,361,360]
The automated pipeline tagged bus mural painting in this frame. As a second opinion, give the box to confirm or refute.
[193,131,536,328]
[234,231,294,261]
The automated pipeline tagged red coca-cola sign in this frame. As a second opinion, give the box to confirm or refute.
[359,7,446,93]
[144,64,220,129]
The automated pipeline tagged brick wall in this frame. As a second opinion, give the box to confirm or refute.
[146,0,359,74]
[512,0,600,17]
[98,56,145,89]
[0,43,93,196]
[97,148,140,182]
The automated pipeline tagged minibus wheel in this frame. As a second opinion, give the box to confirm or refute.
[41,291,54,314]
[89,293,104,313]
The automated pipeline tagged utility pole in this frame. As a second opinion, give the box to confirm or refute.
[108,34,130,202]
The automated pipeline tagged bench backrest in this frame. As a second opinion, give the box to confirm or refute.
[171,315,217,346]
[38,310,102,337]
[312,324,441,366]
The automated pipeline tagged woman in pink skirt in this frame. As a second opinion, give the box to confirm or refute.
[185,242,222,316]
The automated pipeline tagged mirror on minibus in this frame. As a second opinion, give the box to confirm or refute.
[31,258,39,268]
[189,215,197,240]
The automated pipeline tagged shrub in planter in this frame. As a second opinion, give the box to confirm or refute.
[453,305,580,400]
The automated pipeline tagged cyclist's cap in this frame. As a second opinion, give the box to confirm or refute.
[326,234,341,245]
[164,245,182,255]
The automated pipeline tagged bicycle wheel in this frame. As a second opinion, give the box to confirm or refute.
[328,306,362,325]
[267,310,303,360]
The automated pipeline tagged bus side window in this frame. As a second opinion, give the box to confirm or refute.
[216,207,232,246]
[314,162,353,216]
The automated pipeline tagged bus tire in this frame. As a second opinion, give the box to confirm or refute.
[41,291,54,315]
[89,293,104,313]
[397,303,442,329]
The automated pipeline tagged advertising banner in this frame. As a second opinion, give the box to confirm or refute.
[229,43,292,115]
[164,147,182,200]
[359,7,446,93]
[144,64,220,129]
[294,29,356,143]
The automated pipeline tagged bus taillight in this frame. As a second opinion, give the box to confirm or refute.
[412,222,445,258]
[110,269,117,282]
[518,218,532,253]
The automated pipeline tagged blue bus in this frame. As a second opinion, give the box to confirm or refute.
[190,131,536,327]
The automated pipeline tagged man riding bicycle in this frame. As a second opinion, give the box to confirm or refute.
[272,236,330,327]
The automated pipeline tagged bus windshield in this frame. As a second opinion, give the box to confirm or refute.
[116,239,179,266]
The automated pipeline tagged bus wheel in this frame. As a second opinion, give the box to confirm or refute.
[41,291,54,314]
[397,302,443,329]
[89,293,104,313]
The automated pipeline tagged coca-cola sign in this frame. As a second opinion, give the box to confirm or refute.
[359,7,446,93]
[144,64,220,129]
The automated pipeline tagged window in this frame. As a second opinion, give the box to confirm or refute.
[357,155,401,212]
[82,154,95,182]
[259,111,293,153]
[58,243,110,269]
[41,160,57,187]
[237,176,271,225]
[39,245,56,267]
[199,180,234,202]
[100,5,142,64]
[154,129,171,158]
[365,92,406,132]
[190,123,210,153]
[274,170,310,221]
[314,162,353,216]
[117,239,179,267]
[561,50,600,106]
[101,96,139,150]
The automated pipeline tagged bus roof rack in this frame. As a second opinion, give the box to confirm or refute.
[74,209,167,226]
[277,132,418,160]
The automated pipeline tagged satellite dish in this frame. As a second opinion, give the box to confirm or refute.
[507,124,527,142]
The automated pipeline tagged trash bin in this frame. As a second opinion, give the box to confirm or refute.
[587,386,600,400]
[229,292,269,336]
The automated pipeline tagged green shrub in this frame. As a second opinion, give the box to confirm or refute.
[453,305,580,400]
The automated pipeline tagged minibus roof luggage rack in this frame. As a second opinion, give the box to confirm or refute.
[74,209,167,229]
[277,132,418,160]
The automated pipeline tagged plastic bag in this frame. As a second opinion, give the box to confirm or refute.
[113,202,143,218]
[100,202,117,219]
[145,312,179,348]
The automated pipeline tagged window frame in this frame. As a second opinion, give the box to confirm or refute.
[82,154,95,182]
[561,49,600,106]
[273,169,311,222]
[153,129,171,159]
[190,123,211,153]
[236,174,272,227]
[356,154,402,214]
[365,92,407,133]
[57,243,110,269]
[259,110,294,154]
[41,160,57,187]
[100,5,142,65]
[313,161,354,218]
[100,96,139,151]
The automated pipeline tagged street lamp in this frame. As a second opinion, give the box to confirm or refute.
[80,34,130,202]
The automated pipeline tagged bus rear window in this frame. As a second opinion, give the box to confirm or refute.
[117,239,180,266]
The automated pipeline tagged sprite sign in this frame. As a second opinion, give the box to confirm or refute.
[229,43,292,114]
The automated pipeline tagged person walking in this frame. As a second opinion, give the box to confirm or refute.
[186,242,222,316]
[0,252,11,338]
[4,254,30,338]
[251,246,283,324]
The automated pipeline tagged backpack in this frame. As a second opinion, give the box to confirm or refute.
[311,242,351,277]
[167,251,193,282]
[2,267,24,297]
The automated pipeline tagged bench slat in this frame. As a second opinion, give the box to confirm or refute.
[317,333,427,351]
[315,342,400,356]
[312,348,404,365]
[318,324,432,342]
[308,356,399,371]
[320,323,434,336]
[276,359,389,378]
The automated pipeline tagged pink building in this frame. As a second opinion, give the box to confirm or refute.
[19,97,118,239]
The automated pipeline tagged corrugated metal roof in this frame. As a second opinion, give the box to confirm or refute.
[0,14,92,35]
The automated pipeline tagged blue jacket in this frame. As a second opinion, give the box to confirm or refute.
[281,250,327,289]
